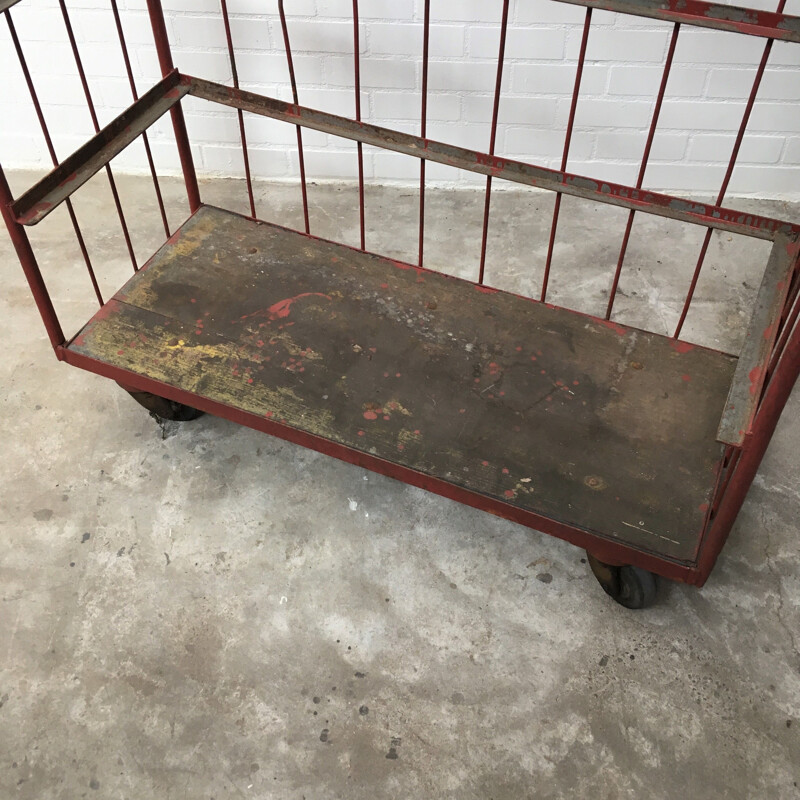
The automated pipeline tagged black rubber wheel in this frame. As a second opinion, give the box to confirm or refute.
[587,553,657,609]
[123,388,204,422]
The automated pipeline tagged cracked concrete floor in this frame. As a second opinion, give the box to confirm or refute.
[1,171,799,799]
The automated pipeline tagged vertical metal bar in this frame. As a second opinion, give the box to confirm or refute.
[606,22,680,320]
[58,0,139,272]
[145,0,202,213]
[0,165,65,351]
[5,10,104,307]
[110,0,170,239]
[220,0,256,218]
[352,0,366,250]
[418,0,430,267]
[541,7,592,302]
[674,0,786,338]
[278,0,310,234]
[477,0,510,286]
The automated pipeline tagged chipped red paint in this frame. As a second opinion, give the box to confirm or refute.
[671,339,695,354]
[748,365,762,395]
[598,319,627,336]
[268,292,331,318]
[475,285,498,294]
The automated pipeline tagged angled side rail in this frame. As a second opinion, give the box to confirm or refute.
[184,75,800,243]
[717,234,800,446]
[554,0,800,42]
[12,70,187,226]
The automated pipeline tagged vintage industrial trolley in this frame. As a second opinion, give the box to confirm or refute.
[2,0,800,608]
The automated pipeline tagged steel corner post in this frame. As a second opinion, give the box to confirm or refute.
[0,164,65,353]
[144,0,201,214]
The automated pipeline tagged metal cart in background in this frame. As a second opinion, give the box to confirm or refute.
[2,0,799,607]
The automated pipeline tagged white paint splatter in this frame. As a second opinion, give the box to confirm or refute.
[348,497,358,511]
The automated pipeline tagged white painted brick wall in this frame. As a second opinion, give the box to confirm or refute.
[0,0,799,197]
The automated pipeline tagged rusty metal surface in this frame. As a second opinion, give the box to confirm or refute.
[555,0,800,43]
[12,71,186,226]
[69,206,737,562]
[717,234,799,446]
[184,75,798,243]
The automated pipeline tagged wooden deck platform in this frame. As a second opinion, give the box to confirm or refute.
[68,205,737,563]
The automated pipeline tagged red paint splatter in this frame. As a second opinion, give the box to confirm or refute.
[515,346,522,352]
[699,502,709,513]
[748,366,762,395]
[363,410,378,420]
[357,430,365,436]
[383,415,390,420]
[380,283,389,289]
[459,408,466,414]
[190,298,196,303]
[264,411,273,418]
[573,380,579,386]
[395,372,401,377]
[397,443,405,451]
[502,468,509,475]
[599,319,627,336]
[530,355,537,361]
[682,374,691,382]
[481,460,489,466]
[504,490,514,499]
[117,350,124,355]
[671,339,694,354]
[384,372,390,378]
[414,429,420,435]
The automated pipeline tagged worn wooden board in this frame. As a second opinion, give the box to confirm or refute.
[69,205,737,562]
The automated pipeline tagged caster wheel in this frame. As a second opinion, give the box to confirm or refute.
[122,387,204,422]
[587,553,657,609]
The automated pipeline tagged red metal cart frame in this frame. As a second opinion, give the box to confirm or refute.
[2,0,799,607]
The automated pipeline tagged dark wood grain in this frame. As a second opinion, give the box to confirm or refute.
[70,206,737,562]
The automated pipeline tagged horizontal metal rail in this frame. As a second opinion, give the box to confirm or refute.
[12,70,187,226]
[717,234,799,446]
[184,74,799,242]
[555,0,800,42]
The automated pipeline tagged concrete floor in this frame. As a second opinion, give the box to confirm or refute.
[1,170,799,799]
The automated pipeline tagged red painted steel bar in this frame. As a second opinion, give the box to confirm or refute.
[352,0,366,250]
[5,10,103,307]
[186,75,797,241]
[58,0,139,272]
[0,165,65,351]
[674,0,787,338]
[278,0,310,234]
[220,0,256,218]
[606,22,679,320]
[477,0,510,286]
[145,0,201,214]
[418,0,430,267]
[110,0,170,239]
[541,7,592,302]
